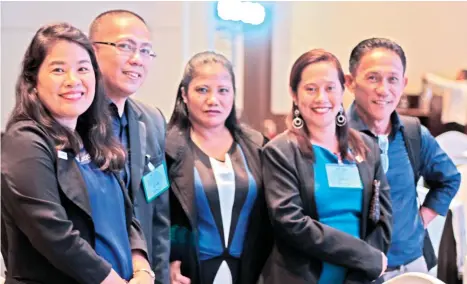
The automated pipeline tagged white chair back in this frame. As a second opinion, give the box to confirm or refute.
[464,255,466,284]
[435,131,467,166]
[456,164,467,208]
[383,272,445,284]
[0,253,5,280]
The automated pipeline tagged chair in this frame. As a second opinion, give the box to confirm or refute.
[0,253,4,280]
[417,186,467,280]
[435,131,467,166]
[383,272,445,284]
[464,256,466,284]
[456,164,467,211]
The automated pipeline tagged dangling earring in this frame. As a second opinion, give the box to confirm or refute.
[292,104,304,129]
[336,106,347,127]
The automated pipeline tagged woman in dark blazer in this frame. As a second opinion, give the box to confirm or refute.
[261,49,392,284]
[1,23,152,284]
[166,51,273,284]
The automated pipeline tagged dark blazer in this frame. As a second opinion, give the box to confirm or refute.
[261,130,392,284]
[166,125,273,284]
[1,120,147,284]
[126,98,170,284]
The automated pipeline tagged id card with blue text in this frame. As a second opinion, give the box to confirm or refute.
[325,164,362,189]
[142,161,170,203]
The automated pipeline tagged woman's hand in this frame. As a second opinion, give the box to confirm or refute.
[101,269,127,284]
[129,250,154,284]
[128,271,153,284]
[379,252,388,277]
[170,261,191,284]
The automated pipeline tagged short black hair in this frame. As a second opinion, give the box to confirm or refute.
[89,9,147,40]
[349,37,407,75]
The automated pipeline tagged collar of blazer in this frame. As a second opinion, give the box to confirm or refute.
[166,124,265,229]
[126,99,147,201]
[280,131,373,238]
[56,150,133,232]
[56,151,94,218]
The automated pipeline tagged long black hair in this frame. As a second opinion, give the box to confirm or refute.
[7,22,125,171]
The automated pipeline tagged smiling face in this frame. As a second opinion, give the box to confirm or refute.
[182,63,234,130]
[36,40,96,128]
[93,14,153,99]
[293,61,344,133]
[347,48,408,122]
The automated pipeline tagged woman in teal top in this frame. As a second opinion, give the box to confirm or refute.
[261,49,392,284]
[313,145,363,283]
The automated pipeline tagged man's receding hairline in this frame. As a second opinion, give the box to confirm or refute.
[351,47,404,75]
[90,10,147,40]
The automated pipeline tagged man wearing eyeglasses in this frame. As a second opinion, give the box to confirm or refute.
[90,10,169,284]
[346,38,460,281]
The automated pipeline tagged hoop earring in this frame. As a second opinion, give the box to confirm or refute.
[336,106,347,127]
[292,105,304,129]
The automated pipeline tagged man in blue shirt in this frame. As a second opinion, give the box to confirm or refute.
[90,10,170,284]
[346,38,460,281]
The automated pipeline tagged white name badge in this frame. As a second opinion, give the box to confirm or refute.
[57,150,68,160]
[325,164,362,189]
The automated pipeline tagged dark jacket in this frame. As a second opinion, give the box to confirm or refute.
[1,120,147,284]
[261,130,392,284]
[166,125,273,284]
[126,99,170,284]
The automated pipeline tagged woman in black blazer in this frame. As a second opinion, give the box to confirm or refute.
[166,51,273,284]
[261,49,392,284]
[1,23,152,284]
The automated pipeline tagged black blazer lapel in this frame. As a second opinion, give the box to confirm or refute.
[127,103,144,200]
[113,172,133,230]
[56,152,92,218]
[167,128,197,228]
[356,160,372,237]
[236,132,262,190]
[280,135,320,221]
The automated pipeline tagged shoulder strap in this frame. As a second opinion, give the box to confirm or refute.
[400,115,422,185]
[400,115,438,270]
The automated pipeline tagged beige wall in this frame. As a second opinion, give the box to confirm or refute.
[271,1,467,114]
[3,2,466,128]
[0,1,217,130]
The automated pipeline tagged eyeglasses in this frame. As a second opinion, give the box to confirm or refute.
[93,41,157,59]
[377,135,389,173]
